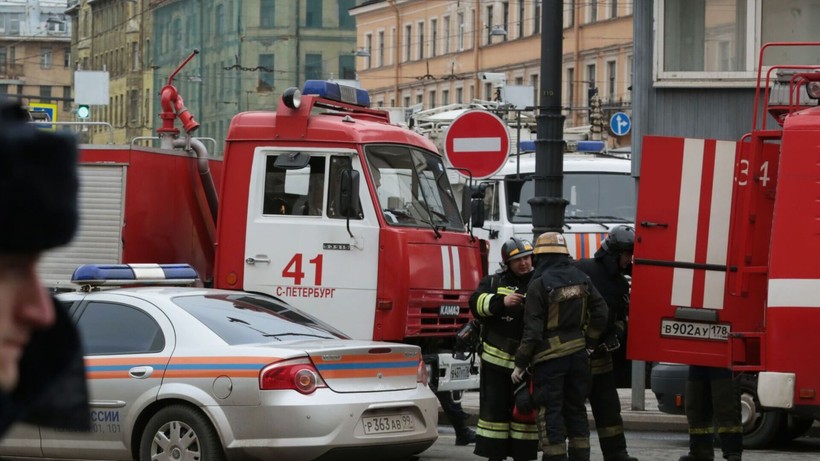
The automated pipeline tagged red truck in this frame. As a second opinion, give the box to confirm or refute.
[629,42,820,447]
[43,55,486,393]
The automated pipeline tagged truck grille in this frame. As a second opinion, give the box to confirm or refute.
[405,289,473,336]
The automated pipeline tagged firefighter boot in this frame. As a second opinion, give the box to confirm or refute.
[678,455,714,461]
[453,420,476,446]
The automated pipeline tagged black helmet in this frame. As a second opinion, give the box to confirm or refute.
[601,225,635,254]
[501,237,534,264]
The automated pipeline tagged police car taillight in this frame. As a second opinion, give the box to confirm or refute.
[302,80,371,107]
[417,359,428,386]
[70,263,199,287]
[260,357,327,394]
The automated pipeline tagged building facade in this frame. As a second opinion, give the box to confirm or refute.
[632,0,820,170]
[66,0,153,144]
[351,0,633,138]
[149,0,362,153]
[1,0,73,123]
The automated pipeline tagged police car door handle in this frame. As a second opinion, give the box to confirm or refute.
[128,366,154,379]
[245,255,271,265]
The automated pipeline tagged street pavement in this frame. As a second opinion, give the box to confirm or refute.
[441,389,820,436]
[441,388,684,432]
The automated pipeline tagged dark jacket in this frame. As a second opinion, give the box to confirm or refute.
[575,247,630,345]
[0,297,90,437]
[515,254,608,368]
[469,269,533,369]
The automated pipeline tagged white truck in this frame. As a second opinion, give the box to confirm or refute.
[410,102,636,269]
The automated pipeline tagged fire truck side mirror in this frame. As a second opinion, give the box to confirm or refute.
[339,169,361,218]
[470,196,485,229]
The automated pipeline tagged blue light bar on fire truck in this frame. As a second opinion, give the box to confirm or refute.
[302,80,371,107]
[71,263,199,287]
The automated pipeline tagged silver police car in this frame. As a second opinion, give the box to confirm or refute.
[0,264,438,461]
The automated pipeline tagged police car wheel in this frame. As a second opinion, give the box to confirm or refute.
[140,404,225,461]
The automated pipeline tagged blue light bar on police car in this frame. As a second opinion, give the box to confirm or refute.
[71,263,199,286]
[302,80,371,107]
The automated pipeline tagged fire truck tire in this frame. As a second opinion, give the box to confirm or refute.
[139,404,225,461]
[775,414,815,443]
[739,382,783,449]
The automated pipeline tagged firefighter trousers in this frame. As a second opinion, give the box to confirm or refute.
[684,366,743,460]
[532,350,592,461]
[589,352,631,461]
[475,362,538,460]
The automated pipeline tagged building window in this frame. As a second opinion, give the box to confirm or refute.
[404,24,412,62]
[564,0,575,28]
[0,46,6,72]
[378,30,385,66]
[442,89,450,105]
[502,1,509,42]
[260,0,275,28]
[416,93,423,105]
[456,87,463,103]
[64,47,71,68]
[131,42,138,71]
[403,96,410,107]
[606,61,617,101]
[40,47,52,69]
[215,4,224,36]
[430,19,437,57]
[484,82,493,100]
[63,86,71,111]
[418,21,424,60]
[533,0,541,35]
[610,0,619,19]
[364,33,372,70]
[587,0,598,23]
[518,1,525,37]
[429,90,436,108]
[40,85,52,99]
[339,54,355,79]
[306,0,323,28]
[530,74,539,106]
[457,12,465,50]
[486,6,494,44]
[657,0,820,84]
[305,53,322,80]
[339,0,356,29]
[258,54,274,91]
[129,89,140,124]
[586,63,597,105]
[443,16,450,54]
[566,67,575,108]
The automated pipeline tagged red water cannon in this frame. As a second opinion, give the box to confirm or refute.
[158,49,201,135]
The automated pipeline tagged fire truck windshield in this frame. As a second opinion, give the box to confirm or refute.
[507,172,636,224]
[364,144,464,231]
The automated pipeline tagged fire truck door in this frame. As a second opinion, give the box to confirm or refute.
[629,137,742,366]
[243,150,380,340]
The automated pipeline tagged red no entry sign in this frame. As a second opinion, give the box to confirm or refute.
[444,110,511,179]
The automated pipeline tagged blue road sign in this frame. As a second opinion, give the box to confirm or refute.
[609,111,631,136]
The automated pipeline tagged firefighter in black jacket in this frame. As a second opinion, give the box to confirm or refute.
[469,237,538,461]
[575,225,638,461]
[513,232,608,461]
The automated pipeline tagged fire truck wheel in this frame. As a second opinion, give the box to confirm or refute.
[740,382,783,449]
[139,404,225,461]
[775,414,815,443]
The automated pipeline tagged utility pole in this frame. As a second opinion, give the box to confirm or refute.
[531,0,567,242]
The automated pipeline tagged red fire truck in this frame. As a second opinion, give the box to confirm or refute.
[42,56,486,393]
[628,42,820,446]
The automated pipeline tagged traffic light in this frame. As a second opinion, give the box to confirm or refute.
[77,104,90,119]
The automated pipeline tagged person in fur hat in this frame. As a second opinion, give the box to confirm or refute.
[0,100,90,437]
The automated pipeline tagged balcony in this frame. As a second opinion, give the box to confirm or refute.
[0,64,24,80]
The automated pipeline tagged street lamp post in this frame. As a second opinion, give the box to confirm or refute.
[531,0,568,241]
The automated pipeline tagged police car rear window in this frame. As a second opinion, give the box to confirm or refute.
[172,293,348,345]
